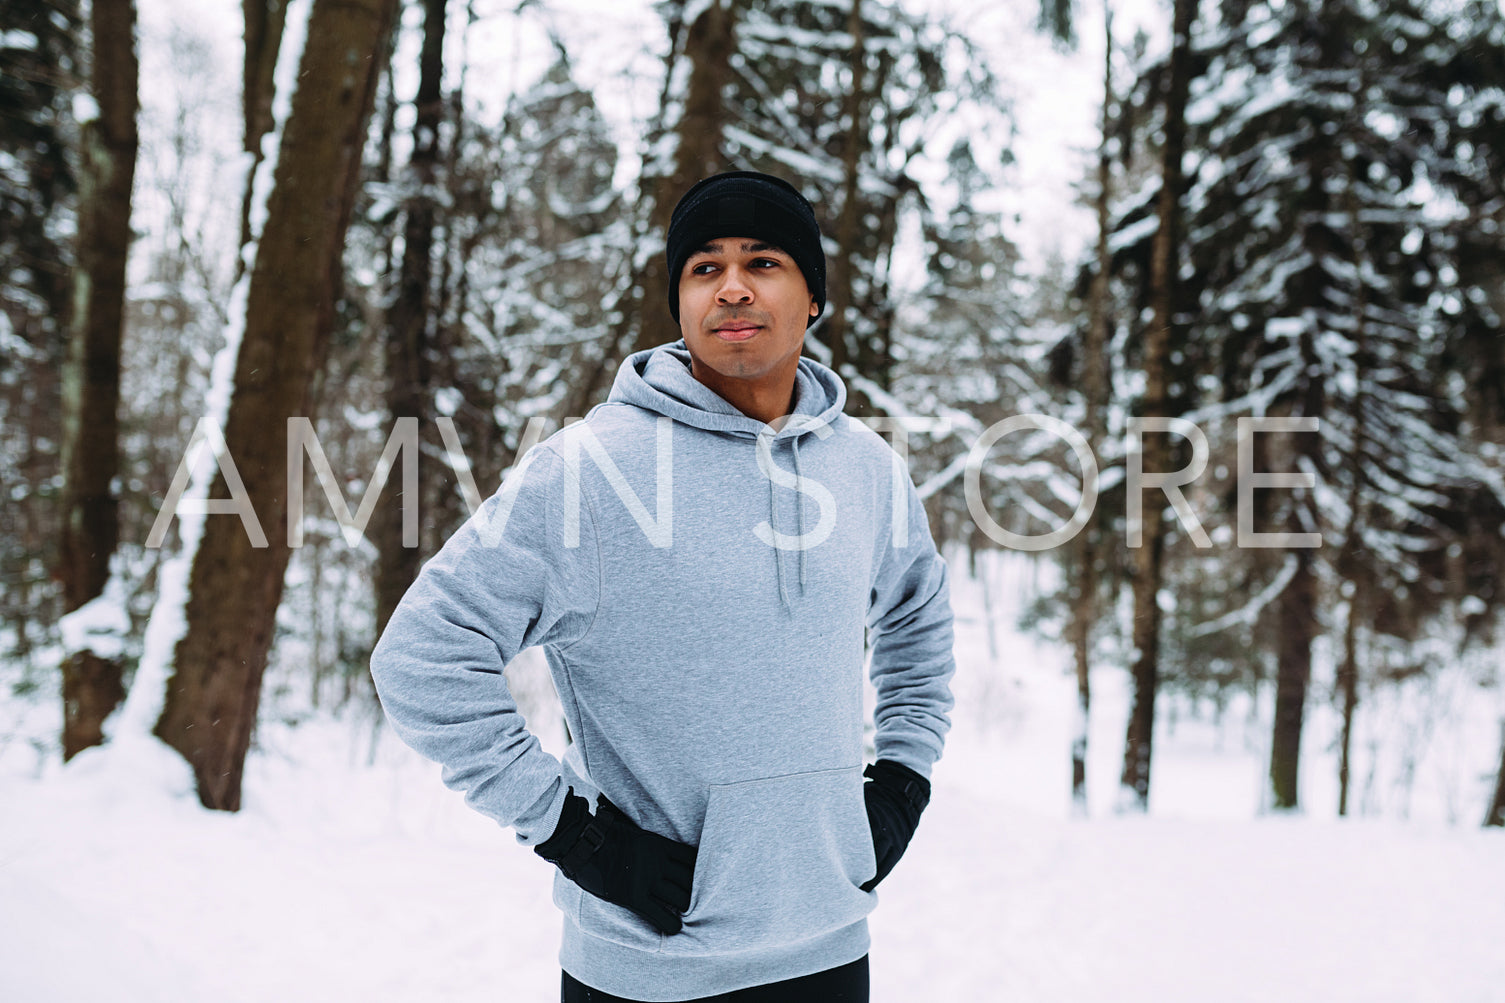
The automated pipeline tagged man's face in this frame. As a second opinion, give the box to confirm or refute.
[677,237,819,398]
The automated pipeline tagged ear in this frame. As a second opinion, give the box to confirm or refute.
[808,298,819,317]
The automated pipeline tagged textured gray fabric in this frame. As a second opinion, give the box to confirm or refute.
[370,340,955,1001]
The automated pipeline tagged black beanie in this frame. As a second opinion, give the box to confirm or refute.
[665,171,826,324]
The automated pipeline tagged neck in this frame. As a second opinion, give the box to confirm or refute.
[688,361,799,425]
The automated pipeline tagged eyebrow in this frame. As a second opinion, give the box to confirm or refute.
[690,240,787,257]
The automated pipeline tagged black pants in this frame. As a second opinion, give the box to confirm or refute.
[561,955,869,1002]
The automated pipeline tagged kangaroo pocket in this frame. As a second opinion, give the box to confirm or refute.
[664,765,877,956]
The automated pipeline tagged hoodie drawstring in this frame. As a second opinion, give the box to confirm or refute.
[770,457,789,610]
[792,436,806,592]
[769,434,809,612]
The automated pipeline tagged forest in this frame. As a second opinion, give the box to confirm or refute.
[7,0,1505,819]
[4,0,1505,995]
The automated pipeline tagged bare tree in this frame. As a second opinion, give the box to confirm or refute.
[58,0,139,759]
[374,0,446,639]
[630,0,737,356]
[822,0,866,386]
[1068,1,1115,814]
[1120,0,1198,811]
[154,0,399,810]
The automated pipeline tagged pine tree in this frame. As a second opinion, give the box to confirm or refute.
[1126,0,1505,810]
[902,137,1038,551]
[1070,2,1120,815]
[724,0,963,414]
[0,0,80,668]
[570,0,992,420]
[1120,0,1199,813]
[477,46,626,433]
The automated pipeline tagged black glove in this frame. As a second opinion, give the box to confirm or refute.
[860,759,931,892]
[534,788,697,935]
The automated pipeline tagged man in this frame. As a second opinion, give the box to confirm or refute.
[371,171,955,1002]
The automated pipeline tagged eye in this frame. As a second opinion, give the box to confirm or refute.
[751,257,780,268]
[690,261,718,275]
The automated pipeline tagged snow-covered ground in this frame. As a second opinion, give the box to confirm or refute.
[4,550,1503,1003]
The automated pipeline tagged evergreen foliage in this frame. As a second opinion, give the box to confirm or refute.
[1092,0,1505,808]
[723,0,998,404]
[0,0,81,668]
[1176,0,1505,636]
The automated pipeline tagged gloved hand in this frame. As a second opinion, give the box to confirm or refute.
[534,788,697,935]
[859,759,931,892]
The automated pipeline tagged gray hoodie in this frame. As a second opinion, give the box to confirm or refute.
[370,341,955,1001]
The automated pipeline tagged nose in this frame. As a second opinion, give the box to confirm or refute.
[715,265,753,305]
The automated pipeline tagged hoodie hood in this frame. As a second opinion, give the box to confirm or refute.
[606,339,847,440]
[605,340,849,608]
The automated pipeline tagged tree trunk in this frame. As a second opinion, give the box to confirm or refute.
[1265,0,1341,816]
[237,0,290,261]
[1335,575,1359,816]
[1270,547,1314,810]
[631,0,737,356]
[1071,0,1115,814]
[1335,176,1370,819]
[824,0,866,385]
[374,0,445,639]
[154,0,399,811]
[58,0,139,761]
[1120,0,1197,811]
[856,170,904,414]
[1485,720,1505,828]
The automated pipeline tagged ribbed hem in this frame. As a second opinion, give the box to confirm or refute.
[558,917,871,1002]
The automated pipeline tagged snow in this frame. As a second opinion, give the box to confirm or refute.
[1185,553,1298,637]
[722,125,846,186]
[1107,211,1158,254]
[5,552,1504,1002]
[251,0,313,242]
[70,93,98,125]
[55,574,131,662]
[0,28,38,49]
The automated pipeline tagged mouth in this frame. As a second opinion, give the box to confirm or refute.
[711,323,761,342]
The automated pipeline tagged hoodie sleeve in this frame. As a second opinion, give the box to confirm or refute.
[866,452,956,782]
[370,443,600,846]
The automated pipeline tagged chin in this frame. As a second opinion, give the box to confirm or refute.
[714,360,769,380]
